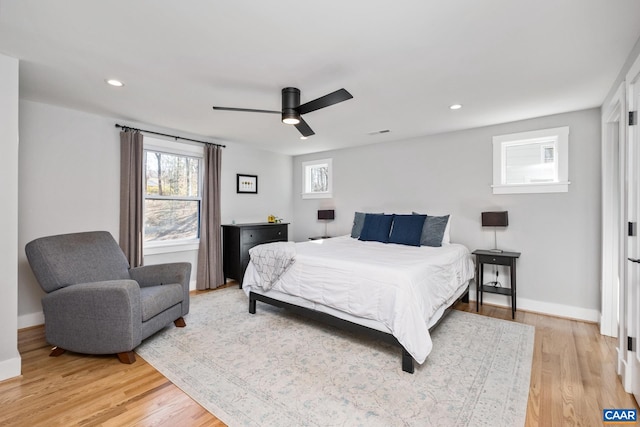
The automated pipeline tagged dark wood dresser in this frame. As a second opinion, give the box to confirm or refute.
[221,222,289,286]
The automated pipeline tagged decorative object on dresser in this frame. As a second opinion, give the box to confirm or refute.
[317,208,335,238]
[236,174,258,194]
[481,210,509,252]
[473,249,521,319]
[222,222,288,287]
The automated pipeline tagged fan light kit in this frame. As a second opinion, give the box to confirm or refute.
[106,79,124,87]
[213,87,353,138]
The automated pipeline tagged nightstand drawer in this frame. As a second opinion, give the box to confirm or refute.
[476,254,512,266]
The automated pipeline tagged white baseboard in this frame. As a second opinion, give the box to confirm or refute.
[0,352,21,381]
[470,292,599,323]
[18,311,44,329]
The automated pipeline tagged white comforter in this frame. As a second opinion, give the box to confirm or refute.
[242,235,475,364]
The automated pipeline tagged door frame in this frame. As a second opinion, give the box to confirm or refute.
[602,82,630,388]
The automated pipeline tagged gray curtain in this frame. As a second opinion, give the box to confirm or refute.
[119,130,144,267]
[196,143,224,289]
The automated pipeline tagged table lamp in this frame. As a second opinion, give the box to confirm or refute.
[481,211,509,253]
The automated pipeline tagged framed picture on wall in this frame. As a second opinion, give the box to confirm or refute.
[237,174,258,194]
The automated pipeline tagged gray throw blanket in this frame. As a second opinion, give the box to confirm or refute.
[249,241,296,291]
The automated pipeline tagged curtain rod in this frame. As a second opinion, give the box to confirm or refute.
[115,124,226,148]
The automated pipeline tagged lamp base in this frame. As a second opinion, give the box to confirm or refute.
[488,248,504,253]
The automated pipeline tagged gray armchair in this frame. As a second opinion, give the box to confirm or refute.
[25,231,191,363]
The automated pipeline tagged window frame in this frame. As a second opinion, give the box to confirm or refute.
[301,158,333,199]
[492,126,570,194]
[142,137,204,252]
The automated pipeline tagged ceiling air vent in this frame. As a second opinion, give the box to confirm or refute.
[367,129,391,135]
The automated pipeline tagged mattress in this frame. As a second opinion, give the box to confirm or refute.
[242,235,475,364]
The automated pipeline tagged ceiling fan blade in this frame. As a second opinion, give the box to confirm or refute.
[294,117,315,137]
[297,88,353,115]
[212,106,280,114]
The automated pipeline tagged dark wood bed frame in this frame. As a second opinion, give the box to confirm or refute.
[248,286,470,374]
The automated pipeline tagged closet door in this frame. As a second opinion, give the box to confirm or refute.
[626,54,640,404]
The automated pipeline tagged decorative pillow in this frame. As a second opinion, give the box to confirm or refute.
[359,214,394,243]
[420,214,450,247]
[413,212,451,245]
[350,212,366,238]
[388,214,426,246]
[351,211,383,238]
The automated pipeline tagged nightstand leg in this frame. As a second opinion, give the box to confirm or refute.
[511,261,516,319]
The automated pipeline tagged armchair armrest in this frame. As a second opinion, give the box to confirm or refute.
[41,280,142,354]
[129,262,191,287]
[129,262,191,316]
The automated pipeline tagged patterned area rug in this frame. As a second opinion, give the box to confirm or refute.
[136,287,534,427]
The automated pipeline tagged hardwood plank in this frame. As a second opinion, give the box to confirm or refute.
[1,293,636,426]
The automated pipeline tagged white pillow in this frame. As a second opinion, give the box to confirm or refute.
[442,215,451,244]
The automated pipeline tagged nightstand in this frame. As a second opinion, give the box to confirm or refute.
[472,249,521,319]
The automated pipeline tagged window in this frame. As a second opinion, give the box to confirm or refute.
[302,158,332,199]
[492,126,570,194]
[143,138,203,244]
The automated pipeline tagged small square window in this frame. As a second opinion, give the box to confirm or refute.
[492,127,569,194]
[302,158,332,199]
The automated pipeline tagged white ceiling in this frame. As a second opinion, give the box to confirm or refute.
[1,1,640,156]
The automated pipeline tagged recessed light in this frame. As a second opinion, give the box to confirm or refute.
[449,104,462,110]
[300,136,308,140]
[106,79,124,87]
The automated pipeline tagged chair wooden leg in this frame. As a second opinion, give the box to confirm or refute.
[49,346,66,357]
[117,351,136,364]
[174,317,186,327]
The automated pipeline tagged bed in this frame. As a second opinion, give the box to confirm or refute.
[242,233,475,373]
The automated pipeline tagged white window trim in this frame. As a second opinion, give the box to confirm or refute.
[492,126,570,194]
[143,137,204,248]
[302,158,333,199]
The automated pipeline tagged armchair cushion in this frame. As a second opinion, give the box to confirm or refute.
[139,284,184,322]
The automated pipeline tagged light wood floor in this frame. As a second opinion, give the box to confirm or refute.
[1,289,637,426]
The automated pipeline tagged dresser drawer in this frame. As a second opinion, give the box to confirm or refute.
[241,225,287,244]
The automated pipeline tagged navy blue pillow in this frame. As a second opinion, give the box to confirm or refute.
[389,214,426,246]
[359,214,394,243]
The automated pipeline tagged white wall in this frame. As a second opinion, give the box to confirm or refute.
[0,53,21,381]
[292,108,601,321]
[18,100,292,328]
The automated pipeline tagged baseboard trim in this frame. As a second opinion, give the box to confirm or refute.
[0,353,21,382]
[472,292,599,323]
[18,311,44,329]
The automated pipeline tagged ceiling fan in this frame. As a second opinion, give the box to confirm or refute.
[212,87,353,138]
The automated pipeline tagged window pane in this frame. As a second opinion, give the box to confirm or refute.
[144,199,199,241]
[504,141,557,184]
[145,151,199,197]
[308,165,328,192]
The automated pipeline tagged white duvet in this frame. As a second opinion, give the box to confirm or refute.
[242,235,475,364]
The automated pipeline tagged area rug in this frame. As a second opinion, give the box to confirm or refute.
[136,287,534,427]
